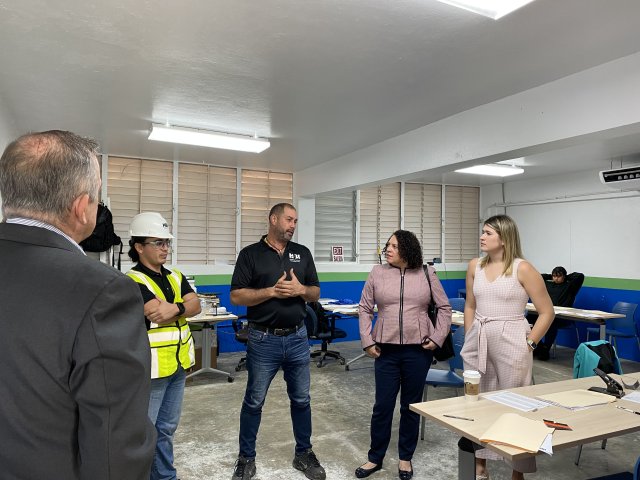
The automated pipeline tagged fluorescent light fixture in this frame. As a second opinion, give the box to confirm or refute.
[497,157,526,166]
[436,0,537,19]
[455,163,524,177]
[148,124,270,153]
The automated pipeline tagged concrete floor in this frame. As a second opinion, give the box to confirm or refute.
[175,341,640,480]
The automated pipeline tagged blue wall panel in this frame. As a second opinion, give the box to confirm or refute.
[203,279,640,361]
[202,278,467,354]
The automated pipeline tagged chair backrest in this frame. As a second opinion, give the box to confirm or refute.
[232,317,249,344]
[449,297,465,312]
[609,302,639,334]
[304,305,320,338]
[448,326,465,371]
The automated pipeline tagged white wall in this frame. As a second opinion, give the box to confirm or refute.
[481,168,640,279]
[0,94,19,217]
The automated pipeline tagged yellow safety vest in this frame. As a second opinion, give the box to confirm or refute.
[127,268,195,379]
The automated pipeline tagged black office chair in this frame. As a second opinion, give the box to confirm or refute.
[231,315,249,372]
[304,303,347,368]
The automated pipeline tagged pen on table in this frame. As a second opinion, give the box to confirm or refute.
[616,405,640,415]
[443,414,474,421]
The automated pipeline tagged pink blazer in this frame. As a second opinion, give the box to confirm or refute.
[359,264,452,350]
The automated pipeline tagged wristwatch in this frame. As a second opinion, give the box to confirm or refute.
[175,302,186,316]
[526,338,537,350]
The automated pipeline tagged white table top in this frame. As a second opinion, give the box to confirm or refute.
[526,303,625,321]
[186,313,238,324]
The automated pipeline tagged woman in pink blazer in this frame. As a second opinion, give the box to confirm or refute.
[356,230,451,480]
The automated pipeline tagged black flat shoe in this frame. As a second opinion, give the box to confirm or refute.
[398,462,413,480]
[355,462,382,478]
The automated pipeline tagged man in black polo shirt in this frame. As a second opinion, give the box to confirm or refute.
[230,203,324,480]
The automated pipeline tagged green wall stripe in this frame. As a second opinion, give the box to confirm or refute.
[318,272,369,282]
[194,270,467,285]
[584,277,640,290]
[195,274,233,286]
[193,272,639,290]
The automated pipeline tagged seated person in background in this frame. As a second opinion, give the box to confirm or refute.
[533,266,585,360]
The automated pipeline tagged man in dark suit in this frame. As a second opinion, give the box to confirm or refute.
[0,130,156,479]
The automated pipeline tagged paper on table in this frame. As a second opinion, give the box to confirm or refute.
[538,433,554,456]
[484,391,551,412]
[480,413,554,453]
[536,389,615,409]
[621,391,640,404]
[318,298,338,305]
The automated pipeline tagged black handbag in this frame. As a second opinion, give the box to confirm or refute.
[423,265,455,361]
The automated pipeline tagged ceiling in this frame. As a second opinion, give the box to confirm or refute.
[1,0,640,183]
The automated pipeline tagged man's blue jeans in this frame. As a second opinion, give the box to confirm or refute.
[239,325,312,459]
[148,366,186,480]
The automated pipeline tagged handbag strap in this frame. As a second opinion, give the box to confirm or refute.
[423,264,434,306]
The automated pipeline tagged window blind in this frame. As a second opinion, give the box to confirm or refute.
[359,183,401,264]
[404,183,442,262]
[444,185,480,262]
[177,163,237,264]
[315,191,356,262]
[107,156,174,262]
[240,170,293,248]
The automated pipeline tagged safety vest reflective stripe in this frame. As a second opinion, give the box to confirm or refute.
[126,268,195,379]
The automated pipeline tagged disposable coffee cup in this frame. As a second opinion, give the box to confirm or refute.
[463,370,481,401]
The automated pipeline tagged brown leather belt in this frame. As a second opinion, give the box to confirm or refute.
[249,322,304,336]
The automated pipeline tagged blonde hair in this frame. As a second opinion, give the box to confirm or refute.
[479,214,524,276]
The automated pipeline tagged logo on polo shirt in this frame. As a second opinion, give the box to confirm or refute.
[289,252,301,262]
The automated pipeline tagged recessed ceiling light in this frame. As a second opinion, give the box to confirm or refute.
[455,163,524,177]
[148,124,270,153]
[436,0,537,20]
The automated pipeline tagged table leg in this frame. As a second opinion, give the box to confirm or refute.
[187,324,235,382]
[345,353,366,371]
[457,438,477,480]
[600,322,606,341]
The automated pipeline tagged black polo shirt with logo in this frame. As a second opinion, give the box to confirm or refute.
[231,235,319,328]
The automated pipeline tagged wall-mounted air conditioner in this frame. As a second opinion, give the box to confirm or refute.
[599,165,640,191]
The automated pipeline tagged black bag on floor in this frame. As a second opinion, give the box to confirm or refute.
[423,265,455,361]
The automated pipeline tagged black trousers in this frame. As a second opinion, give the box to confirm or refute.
[368,344,433,463]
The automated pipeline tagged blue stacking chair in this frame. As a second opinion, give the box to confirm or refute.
[449,297,465,313]
[420,326,465,440]
[586,302,639,354]
[449,298,465,333]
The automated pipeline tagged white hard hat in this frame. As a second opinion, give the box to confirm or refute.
[129,212,174,239]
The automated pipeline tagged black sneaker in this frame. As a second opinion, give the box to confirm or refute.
[231,456,256,480]
[293,449,326,480]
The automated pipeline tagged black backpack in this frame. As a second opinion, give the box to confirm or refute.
[80,202,123,269]
[586,342,619,374]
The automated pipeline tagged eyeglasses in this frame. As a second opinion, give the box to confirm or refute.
[143,239,172,249]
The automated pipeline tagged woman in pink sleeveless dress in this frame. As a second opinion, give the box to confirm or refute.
[460,215,554,480]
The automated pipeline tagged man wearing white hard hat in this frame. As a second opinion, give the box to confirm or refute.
[126,212,200,480]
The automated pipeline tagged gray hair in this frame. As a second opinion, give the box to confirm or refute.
[0,130,101,220]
